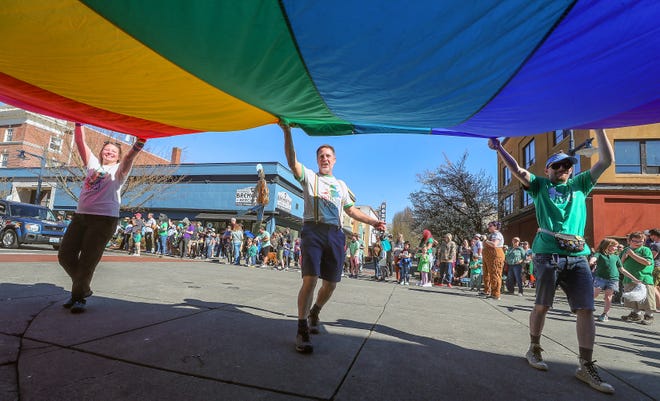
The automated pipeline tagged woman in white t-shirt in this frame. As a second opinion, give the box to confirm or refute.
[58,123,145,313]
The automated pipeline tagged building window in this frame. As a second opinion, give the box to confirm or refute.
[49,136,63,153]
[614,140,660,174]
[523,139,535,168]
[522,189,533,207]
[502,166,511,186]
[4,127,13,142]
[502,194,514,216]
[0,153,7,168]
[553,129,569,146]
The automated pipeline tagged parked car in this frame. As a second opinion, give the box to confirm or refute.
[0,200,67,249]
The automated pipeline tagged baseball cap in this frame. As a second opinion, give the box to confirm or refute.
[545,152,578,168]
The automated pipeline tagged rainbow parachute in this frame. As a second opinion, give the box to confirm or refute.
[1,1,659,138]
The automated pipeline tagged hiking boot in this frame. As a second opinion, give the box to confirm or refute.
[597,313,609,322]
[525,344,548,371]
[575,359,615,394]
[621,311,642,322]
[63,290,93,309]
[295,328,313,354]
[640,315,654,325]
[308,313,320,334]
[70,299,87,314]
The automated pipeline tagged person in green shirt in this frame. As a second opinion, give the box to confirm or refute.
[590,238,639,322]
[489,128,615,394]
[157,216,169,256]
[348,234,360,278]
[505,237,527,296]
[620,231,655,325]
[468,256,483,291]
[257,226,271,267]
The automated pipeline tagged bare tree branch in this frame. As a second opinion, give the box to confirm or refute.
[410,150,497,242]
[51,133,185,211]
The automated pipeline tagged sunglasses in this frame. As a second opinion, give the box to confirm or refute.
[549,160,573,170]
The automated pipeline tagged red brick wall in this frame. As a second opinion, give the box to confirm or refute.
[2,122,172,168]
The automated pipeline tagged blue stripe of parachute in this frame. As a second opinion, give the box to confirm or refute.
[282,0,573,134]
[449,0,660,136]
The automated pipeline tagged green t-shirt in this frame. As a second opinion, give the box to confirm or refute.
[349,240,360,256]
[505,247,526,265]
[258,231,271,247]
[469,259,482,274]
[593,252,622,281]
[526,171,594,256]
[417,248,433,272]
[158,221,168,236]
[622,246,654,284]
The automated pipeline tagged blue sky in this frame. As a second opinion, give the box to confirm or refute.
[146,125,498,223]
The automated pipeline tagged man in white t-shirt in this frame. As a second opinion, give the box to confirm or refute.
[282,123,386,354]
[144,212,157,253]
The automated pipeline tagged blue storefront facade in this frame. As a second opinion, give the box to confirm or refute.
[0,161,304,235]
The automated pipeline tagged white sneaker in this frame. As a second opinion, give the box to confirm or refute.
[525,344,548,371]
[575,358,614,394]
[422,282,432,287]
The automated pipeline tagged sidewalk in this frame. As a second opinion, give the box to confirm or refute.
[1,256,657,401]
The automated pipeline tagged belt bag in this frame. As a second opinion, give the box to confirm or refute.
[538,228,585,252]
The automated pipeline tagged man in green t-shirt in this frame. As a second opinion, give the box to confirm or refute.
[505,237,526,295]
[489,129,614,394]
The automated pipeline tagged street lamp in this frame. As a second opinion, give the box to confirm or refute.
[17,149,47,205]
[568,130,598,157]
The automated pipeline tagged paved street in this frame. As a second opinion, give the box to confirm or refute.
[1,250,658,401]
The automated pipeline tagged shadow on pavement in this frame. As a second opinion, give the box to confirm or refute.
[1,282,658,401]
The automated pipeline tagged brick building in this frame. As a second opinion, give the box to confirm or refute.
[497,125,660,247]
[0,106,179,206]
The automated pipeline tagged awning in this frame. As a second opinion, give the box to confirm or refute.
[194,212,257,221]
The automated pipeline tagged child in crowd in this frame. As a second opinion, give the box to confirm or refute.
[591,238,639,322]
[416,230,436,287]
[620,231,655,325]
[398,242,412,285]
[416,250,432,287]
[469,256,483,291]
[293,238,301,267]
[131,216,143,257]
[282,239,291,270]
[247,238,258,266]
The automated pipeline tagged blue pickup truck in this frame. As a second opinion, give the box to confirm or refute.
[0,200,67,249]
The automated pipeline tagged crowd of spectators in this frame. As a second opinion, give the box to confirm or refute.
[109,214,301,269]
[348,225,658,326]
[107,211,660,323]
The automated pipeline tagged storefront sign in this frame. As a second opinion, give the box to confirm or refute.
[276,191,292,212]
[235,187,256,206]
